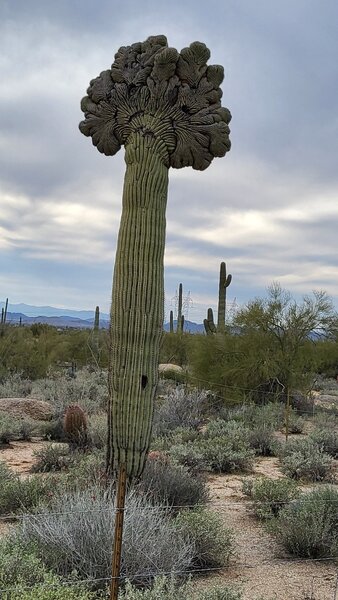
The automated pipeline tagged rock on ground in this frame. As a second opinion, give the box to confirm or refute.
[0,398,53,421]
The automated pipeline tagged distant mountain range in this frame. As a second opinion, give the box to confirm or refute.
[1,302,204,332]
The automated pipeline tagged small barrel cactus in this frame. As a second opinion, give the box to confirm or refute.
[64,404,88,448]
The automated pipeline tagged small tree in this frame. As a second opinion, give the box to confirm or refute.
[235,283,337,435]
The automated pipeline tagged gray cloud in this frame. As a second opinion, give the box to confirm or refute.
[1,0,338,322]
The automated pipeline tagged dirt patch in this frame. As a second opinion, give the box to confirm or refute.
[200,460,337,600]
[0,439,50,475]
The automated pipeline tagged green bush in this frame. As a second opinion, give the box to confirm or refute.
[175,507,234,569]
[0,413,21,444]
[64,451,106,490]
[88,412,107,449]
[286,414,305,434]
[136,455,208,509]
[170,422,254,474]
[247,425,276,456]
[41,418,66,442]
[151,426,199,452]
[119,577,243,600]
[2,575,99,600]
[0,470,56,515]
[243,477,299,519]
[31,444,69,473]
[273,486,338,557]
[278,439,334,482]
[310,428,338,458]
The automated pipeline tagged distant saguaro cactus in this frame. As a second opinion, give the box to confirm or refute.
[80,35,231,479]
[0,298,8,337]
[64,405,88,447]
[94,306,100,332]
[169,310,174,333]
[204,262,232,335]
[176,283,184,334]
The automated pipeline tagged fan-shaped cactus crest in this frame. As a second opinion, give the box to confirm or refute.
[79,35,231,479]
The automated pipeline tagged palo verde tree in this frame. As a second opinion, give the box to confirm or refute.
[235,283,337,429]
[80,35,231,479]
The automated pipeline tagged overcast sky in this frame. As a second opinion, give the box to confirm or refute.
[1,0,337,322]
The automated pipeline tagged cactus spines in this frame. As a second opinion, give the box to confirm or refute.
[169,310,174,333]
[80,35,231,479]
[177,283,183,334]
[204,307,217,335]
[64,404,88,448]
[217,262,232,333]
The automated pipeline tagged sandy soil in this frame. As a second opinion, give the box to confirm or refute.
[0,439,48,475]
[196,459,338,600]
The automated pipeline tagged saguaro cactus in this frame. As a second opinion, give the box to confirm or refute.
[94,306,100,332]
[169,310,174,333]
[176,283,183,334]
[204,262,232,334]
[80,35,231,479]
[217,262,232,333]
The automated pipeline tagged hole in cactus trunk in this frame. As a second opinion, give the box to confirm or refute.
[141,375,148,389]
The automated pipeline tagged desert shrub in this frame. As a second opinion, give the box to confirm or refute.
[273,486,338,557]
[247,425,277,456]
[18,419,36,441]
[286,414,305,434]
[152,387,207,437]
[0,460,15,484]
[15,489,194,585]
[119,577,242,599]
[136,455,208,508]
[3,575,99,600]
[0,373,32,397]
[151,426,199,451]
[31,444,69,473]
[64,451,106,490]
[0,472,56,515]
[171,425,254,474]
[41,417,67,441]
[88,412,107,449]
[0,539,49,588]
[309,428,338,458]
[31,368,108,416]
[0,413,21,444]
[278,439,334,482]
[243,477,299,519]
[175,508,234,569]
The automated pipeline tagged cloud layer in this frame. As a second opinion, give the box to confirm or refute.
[1,0,338,322]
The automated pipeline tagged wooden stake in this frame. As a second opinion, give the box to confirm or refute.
[110,463,127,600]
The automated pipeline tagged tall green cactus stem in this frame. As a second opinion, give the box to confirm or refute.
[79,35,231,479]
[177,283,183,334]
[169,310,174,333]
[204,307,217,335]
[217,262,232,333]
[94,306,100,332]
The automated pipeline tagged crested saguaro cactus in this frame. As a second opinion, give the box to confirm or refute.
[80,35,231,479]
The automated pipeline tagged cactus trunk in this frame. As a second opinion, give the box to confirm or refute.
[107,133,169,479]
[177,283,183,334]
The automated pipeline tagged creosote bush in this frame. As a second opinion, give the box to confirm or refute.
[136,455,208,509]
[31,444,69,473]
[242,477,299,520]
[309,428,338,458]
[0,413,21,444]
[175,507,234,569]
[119,577,243,600]
[278,439,334,482]
[0,466,57,515]
[273,486,338,557]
